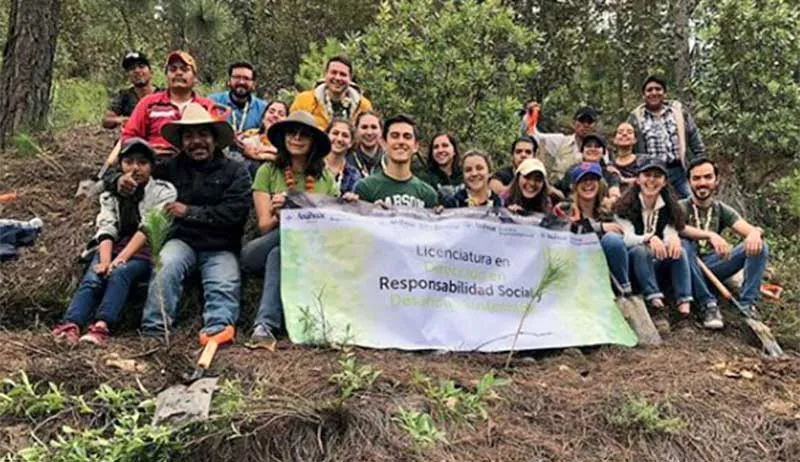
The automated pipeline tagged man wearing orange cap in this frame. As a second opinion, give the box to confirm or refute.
[121,51,218,158]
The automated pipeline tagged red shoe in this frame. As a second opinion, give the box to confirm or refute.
[52,322,80,344]
[79,322,110,347]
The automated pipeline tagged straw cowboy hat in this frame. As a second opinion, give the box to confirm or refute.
[267,111,331,162]
[161,102,234,148]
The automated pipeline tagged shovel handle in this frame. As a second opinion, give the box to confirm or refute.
[694,257,733,301]
[197,340,219,369]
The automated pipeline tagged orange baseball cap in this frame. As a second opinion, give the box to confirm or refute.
[165,51,197,74]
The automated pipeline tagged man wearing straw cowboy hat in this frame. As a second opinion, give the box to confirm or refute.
[135,102,251,342]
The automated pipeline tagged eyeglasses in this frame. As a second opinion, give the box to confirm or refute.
[287,127,313,138]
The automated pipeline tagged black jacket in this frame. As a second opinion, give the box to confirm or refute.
[104,152,251,253]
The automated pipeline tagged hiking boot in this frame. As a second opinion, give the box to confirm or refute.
[52,322,80,345]
[702,305,724,330]
[249,324,277,351]
[79,322,110,347]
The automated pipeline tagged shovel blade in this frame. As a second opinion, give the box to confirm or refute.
[745,318,784,358]
[618,295,662,347]
[152,377,219,426]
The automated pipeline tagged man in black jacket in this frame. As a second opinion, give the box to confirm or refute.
[109,103,250,342]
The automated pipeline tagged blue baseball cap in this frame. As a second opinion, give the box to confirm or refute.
[571,162,603,184]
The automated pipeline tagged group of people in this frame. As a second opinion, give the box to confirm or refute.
[51,50,769,348]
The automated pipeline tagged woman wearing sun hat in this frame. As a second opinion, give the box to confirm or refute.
[241,111,340,347]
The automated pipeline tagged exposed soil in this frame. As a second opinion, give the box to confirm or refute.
[1,128,799,461]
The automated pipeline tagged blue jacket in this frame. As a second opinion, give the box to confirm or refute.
[209,91,267,132]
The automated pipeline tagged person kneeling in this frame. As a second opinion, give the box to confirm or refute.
[52,139,176,346]
[614,158,692,316]
[243,111,341,346]
[680,157,768,329]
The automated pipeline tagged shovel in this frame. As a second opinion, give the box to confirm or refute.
[76,140,122,198]
[152,326,235,426]
[610,274,662,346]
[695,257,784,358]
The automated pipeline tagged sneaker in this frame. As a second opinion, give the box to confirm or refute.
[702,305,724,330]
[52,322,80,344]
[249,324,277,351]
[79,322,110,347]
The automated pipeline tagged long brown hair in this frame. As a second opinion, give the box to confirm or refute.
[507,171,551,214]
[567,179,609,222]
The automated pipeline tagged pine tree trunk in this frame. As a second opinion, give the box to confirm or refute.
[0,0,61,148]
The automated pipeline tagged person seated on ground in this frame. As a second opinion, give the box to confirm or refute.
[238,100,289,155]
[553,162,630,294]
[419,133,464,203]
[346,111,385,177]
[523,103,599,181]
[679,157,768,329]
[627,75,706,198]
[555,133,621,201]
[606,121,639,193]
[209,62,267,169]
[290,55,372,130]
[505,158,557,216]
[353,114,438,209]
[113,103,251,341]
[614,157,692,316]
[52,139,177,346]
[122,51,218,159]
[242,111,341,346]
[325,117,363,194]
[489,136,537,197]
[443,150,503,208]
[103,52,159,130]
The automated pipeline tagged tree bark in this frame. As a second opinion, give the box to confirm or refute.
[673,0,691,101]
[0,0,61,148]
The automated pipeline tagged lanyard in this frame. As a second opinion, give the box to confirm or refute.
[691,202,714,232]
[229,99,250,132]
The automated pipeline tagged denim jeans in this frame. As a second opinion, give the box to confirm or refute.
[141,239,241,336]
[241,229,282,332]
[629,243,692,303]
[668,165,691,199]
[64,253,150,328]
[684,239,768,308]
[601,233,631,294]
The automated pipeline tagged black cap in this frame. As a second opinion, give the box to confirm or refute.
[642,75,667,92]
[122,51,149,71]
[119,137,156,164]
[636,156,668,175]
[574,106,597,122]
[581,133,606,151]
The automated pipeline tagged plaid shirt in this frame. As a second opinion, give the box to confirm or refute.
[640,106,680,163]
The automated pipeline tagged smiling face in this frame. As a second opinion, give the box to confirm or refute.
[431,134,456,168]
[385,122,418,164]
[573,118,595,139]
[688,162,719,202]
[582,139,604,162]
[325,61,351,95]
[228,66,255,99]
[262,102,287,129]
[127,63,152,88]
[356,114,381,150]
[511,140,534,167]
[575,175,601,201]
[285,126,313,157]
[328,121,353,155]
[181,126,216,162]
[463,155,490,192]
[614,122,636,149]
[166,59,195,91]
[518,171,545,198]
[643,81,666,110]
[637,169,667,198]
